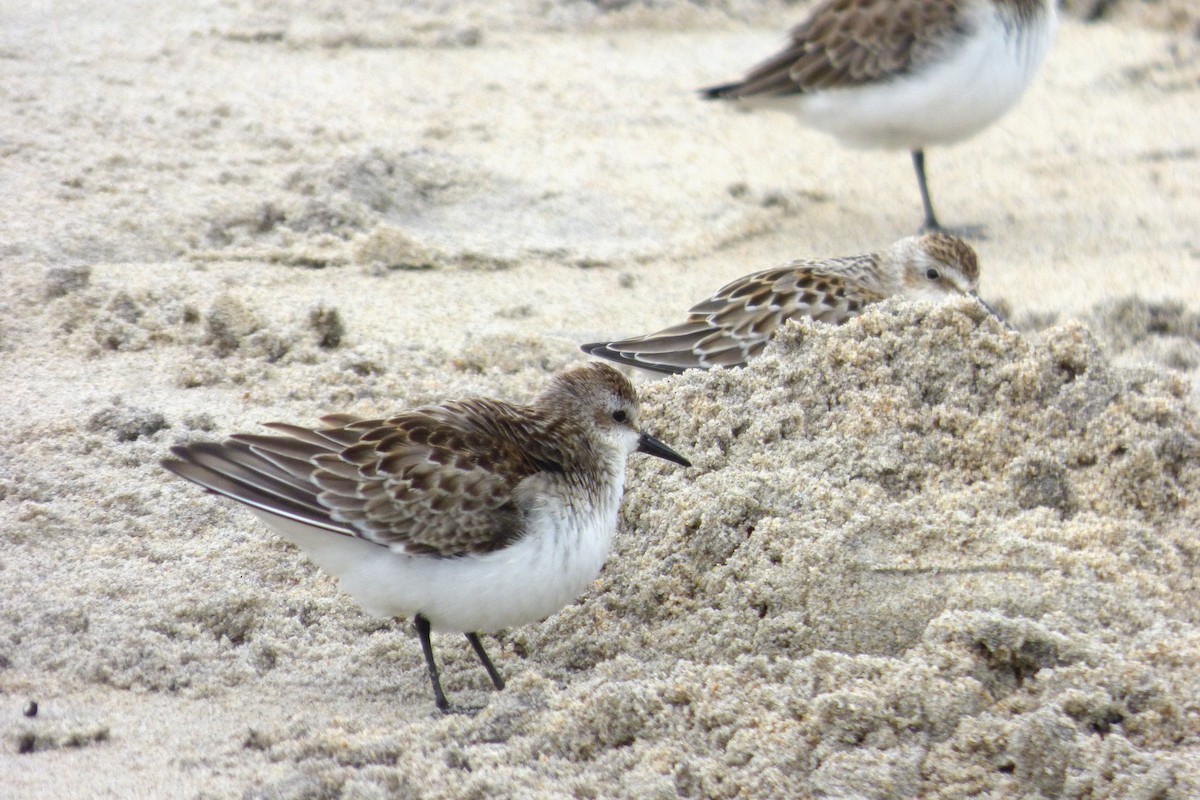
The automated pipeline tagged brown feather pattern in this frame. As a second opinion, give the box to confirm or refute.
[167,399,574,557]
[162,363,663,558]
[703,0,970,99]
[581,234,983,374]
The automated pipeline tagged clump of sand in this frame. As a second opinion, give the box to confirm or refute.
[593,301,1199,797]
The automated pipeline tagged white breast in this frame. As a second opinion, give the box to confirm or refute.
[251,468,626,634]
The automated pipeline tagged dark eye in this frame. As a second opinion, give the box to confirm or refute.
[925,268,941,281]
[612,409,628,424]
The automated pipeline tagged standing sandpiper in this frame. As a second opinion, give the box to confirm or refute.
[702,0,1057,233]
[162,362,690,712]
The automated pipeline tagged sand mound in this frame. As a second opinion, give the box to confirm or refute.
[511,301,1199,798]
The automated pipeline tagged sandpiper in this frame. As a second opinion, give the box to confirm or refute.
[702,0,1057,233]
[162,362,690,712]
[582,233,995,373]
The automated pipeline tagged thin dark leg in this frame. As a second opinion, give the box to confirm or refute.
[465,633,506,691]
[415,614,451,713]
[911,149,943,234]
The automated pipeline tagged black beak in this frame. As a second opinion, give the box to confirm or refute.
[969,292,1016,332]
[637,432,691,467]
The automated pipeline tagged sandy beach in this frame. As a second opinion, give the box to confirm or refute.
[3,1,1199,797]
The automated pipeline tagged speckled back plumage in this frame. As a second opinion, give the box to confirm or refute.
[581,234,983,374]
[164,363,645,558]
[704,0,969,98]
[703,0,1050,100]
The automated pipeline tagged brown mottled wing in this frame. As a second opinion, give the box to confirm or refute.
[703,0,965,97]
[582,260,884,373]
[163,401,556,557]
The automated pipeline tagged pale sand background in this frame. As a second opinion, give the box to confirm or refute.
[3,1,1200,797]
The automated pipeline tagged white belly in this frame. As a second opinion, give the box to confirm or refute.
[250,475,623,633]
[753,3,1056,151]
